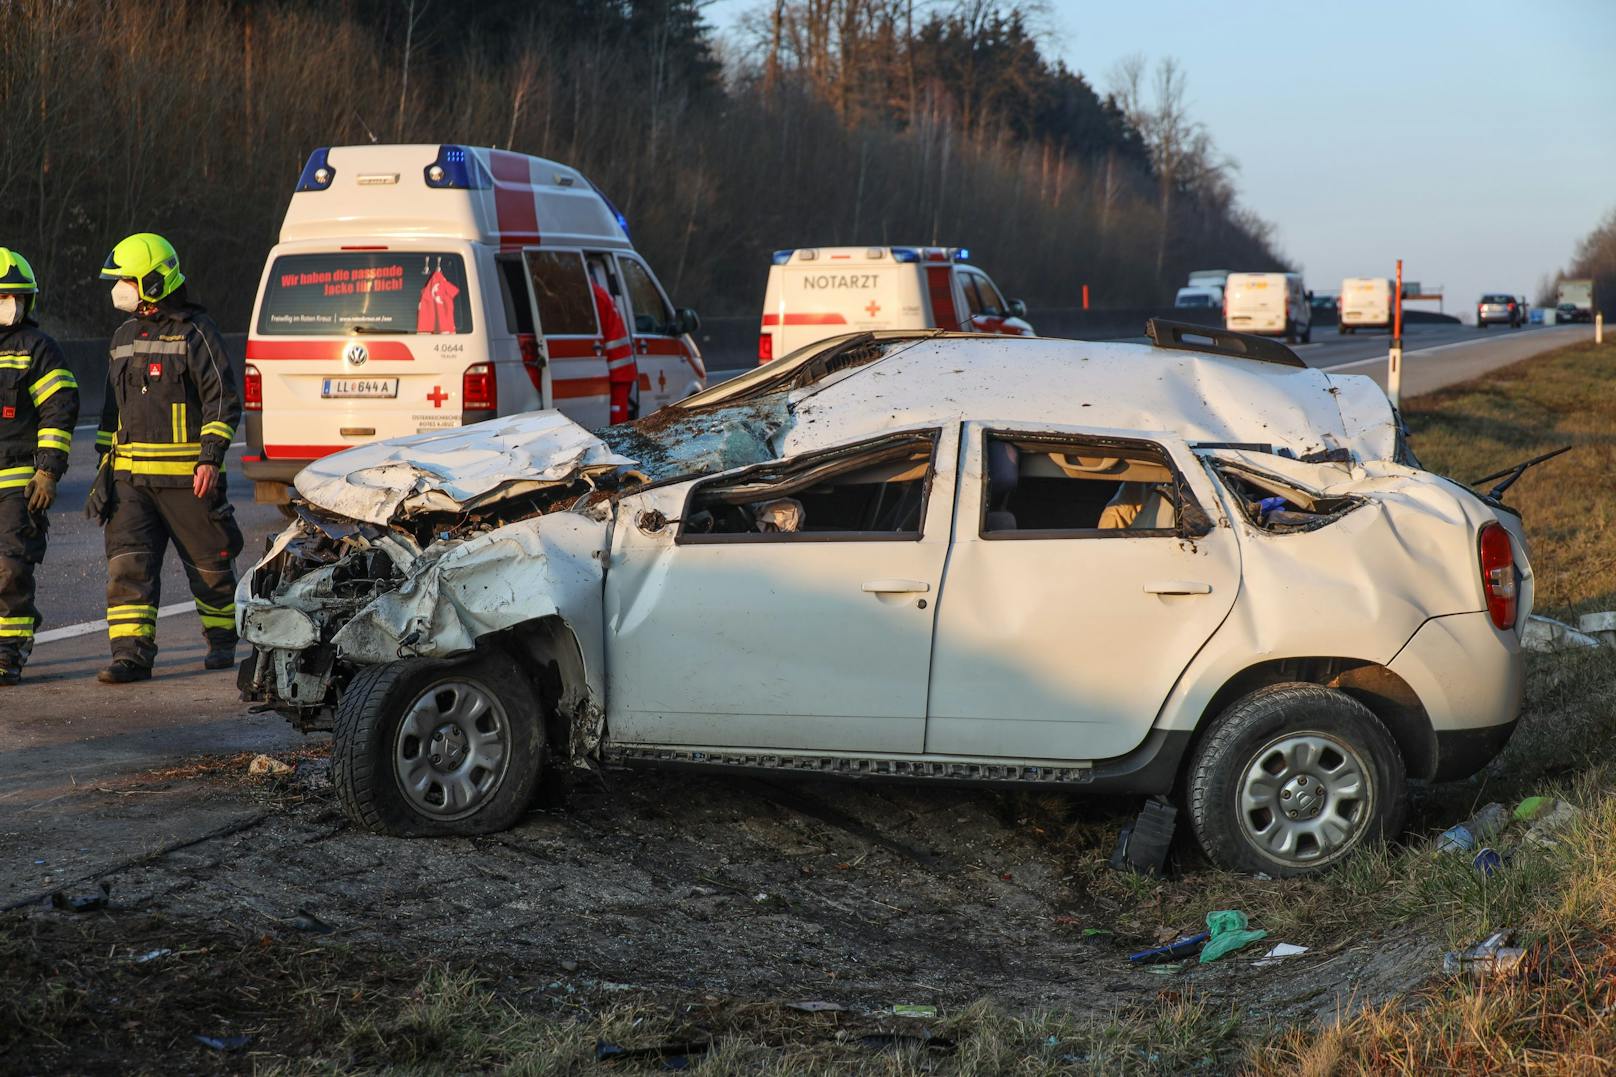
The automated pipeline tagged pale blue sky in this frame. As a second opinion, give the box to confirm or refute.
[703,0,1614,312]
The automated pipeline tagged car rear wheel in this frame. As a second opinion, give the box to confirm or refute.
[1187,683,1406,876]
[332,651,544,836]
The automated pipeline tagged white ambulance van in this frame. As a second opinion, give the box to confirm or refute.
[243,144,705,506]
[756,246,1032,363]
[1224,271,1311,344]
[1339,277,1394,334]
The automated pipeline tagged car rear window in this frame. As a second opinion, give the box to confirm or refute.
[1482,295,1514,303]
[257,252,473,335]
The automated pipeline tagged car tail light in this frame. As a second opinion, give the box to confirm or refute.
[243,363,262,411]
[1478,523,1517,629]
[757,332,773,364]
[463,362,497,411]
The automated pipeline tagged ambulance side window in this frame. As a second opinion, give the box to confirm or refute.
[959,271,986,317]
[618,257,675,335]
[525,250,598,335]
[973,273,1007,315]
[497,254,535,335]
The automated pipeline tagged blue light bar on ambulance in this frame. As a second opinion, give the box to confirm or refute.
[954,247,971,262]
[580,175,631,239]
[296,147,336,192]
[889,247,919,263]
[771,249,795,265]
[423,144,490,190]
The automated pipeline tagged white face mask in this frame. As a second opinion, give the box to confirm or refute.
[111,280,141,312]
[0,296,20,327]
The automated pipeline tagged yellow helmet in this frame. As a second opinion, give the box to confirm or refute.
[0,248,39,315]
[100,232,185,303]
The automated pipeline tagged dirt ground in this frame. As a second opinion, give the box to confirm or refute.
[2,745,1446,1073]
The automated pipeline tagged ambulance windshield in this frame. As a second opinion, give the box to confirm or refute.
[256,252,473,336]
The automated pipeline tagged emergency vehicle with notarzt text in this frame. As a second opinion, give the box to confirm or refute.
[757,246,1032,363]
[242,144,705,507]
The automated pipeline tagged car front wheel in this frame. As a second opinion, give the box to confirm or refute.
[332,652,543,836]
[1186,683,1406,876]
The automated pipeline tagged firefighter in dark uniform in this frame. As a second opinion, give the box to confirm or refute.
[0,248,78,685]
[92,233,243,684]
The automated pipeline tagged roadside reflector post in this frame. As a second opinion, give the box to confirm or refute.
[1597,311,1604,345]
[1388,259,1404,407]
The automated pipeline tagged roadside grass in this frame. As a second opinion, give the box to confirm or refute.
[1233,337,1616,1068]
[6,339,1616,1074]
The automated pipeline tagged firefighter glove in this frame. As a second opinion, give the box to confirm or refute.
[24,469,56,513]
[84,455,114,524]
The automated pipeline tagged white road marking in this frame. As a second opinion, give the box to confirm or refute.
[36,602,199,645]
[1319,328,1581,372]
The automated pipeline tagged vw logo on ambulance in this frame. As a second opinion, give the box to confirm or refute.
[344,341,369,366]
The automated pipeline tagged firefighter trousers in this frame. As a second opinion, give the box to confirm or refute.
[104,476,244,667]
[0,490,48,671]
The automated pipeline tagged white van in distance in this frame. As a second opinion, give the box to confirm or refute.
[1174,286,1222,310]
[1224,272,1311,344]
[1340,277,1394,334]
[242,144,706,507]
[757,246,1032,363]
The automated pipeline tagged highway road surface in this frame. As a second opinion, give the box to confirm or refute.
[0,320,1595,859]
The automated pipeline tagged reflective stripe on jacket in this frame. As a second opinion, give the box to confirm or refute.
[0,320,79,481]
[97,303,240,487]
[592,283,636,386]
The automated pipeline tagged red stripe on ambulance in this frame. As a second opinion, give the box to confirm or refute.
[488,150,541,249]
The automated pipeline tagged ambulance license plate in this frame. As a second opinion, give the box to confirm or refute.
[322,378,398,399]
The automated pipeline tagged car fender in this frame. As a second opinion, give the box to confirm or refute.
[331,511,610,711]
[1153,454,1492,735]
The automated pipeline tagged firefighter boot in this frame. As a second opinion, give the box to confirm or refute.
[98,660,153,684]
[204,634,237,670]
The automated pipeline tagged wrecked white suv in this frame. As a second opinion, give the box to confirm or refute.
[238,322,1531,876]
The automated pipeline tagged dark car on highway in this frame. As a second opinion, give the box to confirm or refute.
[1477,294,1521,329]
[1557,302,1592,324]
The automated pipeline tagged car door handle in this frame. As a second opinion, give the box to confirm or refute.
[1143,580,1213,595]
[862,579,931,594]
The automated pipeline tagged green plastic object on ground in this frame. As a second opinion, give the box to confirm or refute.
[1199,910,1268,963]
[1514,796,1553,821]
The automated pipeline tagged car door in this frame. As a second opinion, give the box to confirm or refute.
[605,426,957,754]
[615,254,702,414]
[925,423,1240,762]
[522,248,608,427]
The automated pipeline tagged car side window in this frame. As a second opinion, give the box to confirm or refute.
[524,250,598,335]
[680,431,938,543]
[981,433,1181,537]
[973,272,1006,315]
[618,257,675,335]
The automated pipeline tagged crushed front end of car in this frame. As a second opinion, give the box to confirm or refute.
[235,411,641,734]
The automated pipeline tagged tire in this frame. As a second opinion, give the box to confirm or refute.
[1283,320,1296,344]
[1337,323,1347,335]
[1300,323,1312,344]
[332,651,544,836]
[1186,683,1406,877]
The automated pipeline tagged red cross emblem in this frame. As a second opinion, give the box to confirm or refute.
[426,386,449,408]
[865,300,881,317]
